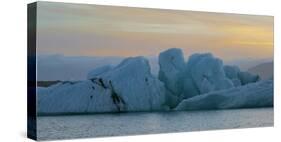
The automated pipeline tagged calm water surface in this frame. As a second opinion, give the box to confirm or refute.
[37,108,273,140]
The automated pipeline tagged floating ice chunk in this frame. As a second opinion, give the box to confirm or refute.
[175,80,273,110]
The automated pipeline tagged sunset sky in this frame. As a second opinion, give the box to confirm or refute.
[37,2,274,61]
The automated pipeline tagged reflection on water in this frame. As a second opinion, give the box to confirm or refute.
[37,108,273,140]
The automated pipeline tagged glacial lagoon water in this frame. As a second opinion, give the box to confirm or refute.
[37,108,273,140]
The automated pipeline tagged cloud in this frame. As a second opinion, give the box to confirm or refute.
[36,2,273,61]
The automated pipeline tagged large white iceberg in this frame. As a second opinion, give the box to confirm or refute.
[37,48,273,115]
[38,57,166,115]
[175,80,273,110]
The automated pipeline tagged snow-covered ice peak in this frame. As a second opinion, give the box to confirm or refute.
[100,56,166,111]
[158,48,185,108]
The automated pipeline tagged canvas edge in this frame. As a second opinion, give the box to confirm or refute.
[27,2,37,140]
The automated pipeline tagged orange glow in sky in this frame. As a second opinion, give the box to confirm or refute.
[37,2,274,61]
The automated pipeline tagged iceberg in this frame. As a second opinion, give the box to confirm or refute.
[175,80,273,110]
[37,57,166,115]
[37,48,273,115]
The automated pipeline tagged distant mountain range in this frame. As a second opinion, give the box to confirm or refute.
[225,58,273,71]
[248,62,273,80]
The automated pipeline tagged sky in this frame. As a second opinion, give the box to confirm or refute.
[37,2,274,61]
